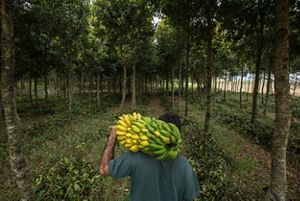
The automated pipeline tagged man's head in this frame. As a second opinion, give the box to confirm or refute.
[158,112,181,131]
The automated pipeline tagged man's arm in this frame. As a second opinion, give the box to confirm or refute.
[99,127,117,176]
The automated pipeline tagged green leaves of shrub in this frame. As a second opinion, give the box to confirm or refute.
[34,157,101,201]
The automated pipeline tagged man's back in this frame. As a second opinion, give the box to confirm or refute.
[109,151,199,201]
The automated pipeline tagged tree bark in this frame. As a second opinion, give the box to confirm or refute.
[44,75,48,101]
[171,66,175,109]
[184,37,190,118]
[34,76,38,99]
[204,0,213,136]
[96,75,100,107]
[1,0,30,199]
[132,65,136,107]
[68,68,72,113]
[119,64,127,113]
[261,70,266,105]
[264,55,273,115]
[29,77,32,106]
[293,74,297,96]
[239,64,244,109]
[179,64,182,97]
[223,72,227,101]
[251,46,262,123]
[265,1,290,200]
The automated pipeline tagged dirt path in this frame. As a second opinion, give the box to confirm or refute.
[107,96,166,117]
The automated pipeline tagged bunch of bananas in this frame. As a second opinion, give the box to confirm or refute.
[115,112,182,160]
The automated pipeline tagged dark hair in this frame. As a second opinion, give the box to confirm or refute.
[158,112,181,131]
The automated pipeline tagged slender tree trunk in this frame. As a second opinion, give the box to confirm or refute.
[29,77,32,106]
[214,76,217,93]
[179,64,182,97]
[251,46,262,123]
[293,74,298,96]
[96,75,100,107]
[264,55,273,115]
[119,64,127,113]
[223,72,227,101]
[261,70,266,105]
[171,66,175,109]
[184,37,190,118]
[266,0,290,200]
[0,1,30,199]
[80,72,83,94]
[204,0,213,137]
[132,65,136,107]
[240,65,244,109]
[34,77,38,99]
[68,68,72,113]
[44,75,48,101]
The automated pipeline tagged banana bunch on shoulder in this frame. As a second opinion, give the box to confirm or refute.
[115,112,182,160]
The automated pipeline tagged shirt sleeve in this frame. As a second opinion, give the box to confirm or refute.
[108,152,134,179]
[183,162,200,200]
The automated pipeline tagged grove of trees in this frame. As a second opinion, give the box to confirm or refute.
[1,0,299,200]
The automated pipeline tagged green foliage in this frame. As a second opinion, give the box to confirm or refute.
[183,120,252,201]
[34,157,101,201]
[214,106,300,157]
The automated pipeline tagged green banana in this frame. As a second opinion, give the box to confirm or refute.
[142,116,152,124]
[160,129,172,137]
[133,121,145,129]
[155,151,169,160]
[168,123,180,139]
[132,125,141,133]
[149,143,165,150]
[146,124,155,133]
[153,148,167,155]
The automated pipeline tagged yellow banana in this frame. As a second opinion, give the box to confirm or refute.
[140,141,150,147]
[125,143,132,148]
[140,135,149,141]
[123,115,131,126]
[116,130,126,135]
[131,134,139,140]
[116,125,127,132]
[119,140,126,145]
[117,136,126,140]
[126,139,132,144]
[129,145,139,152]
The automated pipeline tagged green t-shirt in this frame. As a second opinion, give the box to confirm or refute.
[109,151,200,201]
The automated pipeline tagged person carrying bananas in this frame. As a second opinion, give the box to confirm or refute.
[100,113,200,201]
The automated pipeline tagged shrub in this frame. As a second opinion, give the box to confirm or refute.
[183,120,250,201]
[34,157,102,201]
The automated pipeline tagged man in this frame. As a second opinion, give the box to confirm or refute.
[100,113,199,201]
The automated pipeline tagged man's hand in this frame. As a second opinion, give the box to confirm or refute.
[99,126,117,176]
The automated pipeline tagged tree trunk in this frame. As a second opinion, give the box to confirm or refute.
[204,0,213,137]
[261,70,266,105]
[80,72,83,94]
[96,75,100,107]
[171,66,175,109]
[29,77,32,106]
[266,0,290,200]
[132,65,136,107]
[179,64,182,97]
[239,65,244,109]
[293,74,297,96]
[68,69,72,113]
[264,56,273,114]
[119,65,127,113]
[223,72,227,101]
[0,0,30,199]
[184,37,190,118]
[34,76,38,99]
[251,46,262,123]
[44,75,48,101]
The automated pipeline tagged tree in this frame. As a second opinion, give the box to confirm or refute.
[1,0,30,200]
[265,0,290,200]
